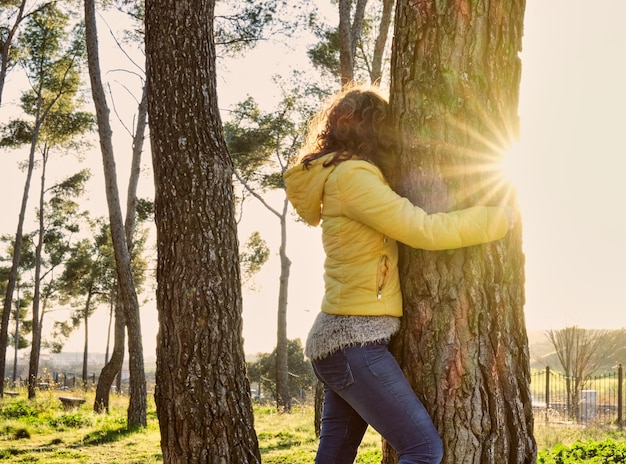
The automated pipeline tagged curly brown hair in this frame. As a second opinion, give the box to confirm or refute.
[299,85,398,178]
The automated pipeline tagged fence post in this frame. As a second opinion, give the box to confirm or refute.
[545,366,551,423]
[618,363,623,429]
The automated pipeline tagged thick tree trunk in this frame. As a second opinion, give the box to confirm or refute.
[146,0,261,462]
[84,0,147,427]
[384,1,536,463]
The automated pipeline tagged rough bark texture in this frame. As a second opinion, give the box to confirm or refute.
[84,0,147,428]
[146,0,261,462]
[383,1,536,463]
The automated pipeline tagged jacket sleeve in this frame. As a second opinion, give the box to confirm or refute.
[337,162,510,250]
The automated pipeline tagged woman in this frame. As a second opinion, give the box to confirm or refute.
[284,85,514,464]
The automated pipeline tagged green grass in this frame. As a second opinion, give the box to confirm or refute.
[2,388,626,463]
[0,389,161,464]
[255,405,381,463]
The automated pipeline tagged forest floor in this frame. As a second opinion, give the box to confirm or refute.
[1,388,625,463]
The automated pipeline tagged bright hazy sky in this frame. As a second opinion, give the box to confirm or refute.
[2,0,626,357]
[234,0,626,353]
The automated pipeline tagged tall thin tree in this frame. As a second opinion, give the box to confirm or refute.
[0,2,90,395]
[338,0,368,86]
[384,1,535,462]
[226,85,310,412]
[84,0,147,427]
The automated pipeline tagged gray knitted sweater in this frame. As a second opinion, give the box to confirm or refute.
[305,312,401,360]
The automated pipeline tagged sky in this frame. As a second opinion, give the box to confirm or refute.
[2,0,626,359]
[515,0,626,331]
[231,0,626,352]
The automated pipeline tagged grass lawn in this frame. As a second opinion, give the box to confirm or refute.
[0,390,161,463]
[2,389,625,463]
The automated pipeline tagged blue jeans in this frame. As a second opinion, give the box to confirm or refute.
[312,342,444,464]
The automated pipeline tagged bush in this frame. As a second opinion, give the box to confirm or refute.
[539,440,626,463]
[0,400,38,419]
[48,412,91,429]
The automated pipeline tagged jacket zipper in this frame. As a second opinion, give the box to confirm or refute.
[377,253,390,301]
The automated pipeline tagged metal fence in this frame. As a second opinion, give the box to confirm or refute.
[530,365,624,426]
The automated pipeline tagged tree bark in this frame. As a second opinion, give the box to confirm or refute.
[338,0,368,86]
[384,1,535,463]
[370,0,394,84]
[94,84,147,413]
[95,298,125,413]
[146,0,261,462]
[84,0,147,427]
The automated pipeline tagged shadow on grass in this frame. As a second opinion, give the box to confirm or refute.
[0,447,23,460]
[0,438,65,460]
[79,424,142,446]
[258,430,317,453]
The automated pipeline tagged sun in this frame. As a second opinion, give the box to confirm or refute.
[499,141,527,188]
[493,138,533,211]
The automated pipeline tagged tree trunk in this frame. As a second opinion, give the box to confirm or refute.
[0,0,27,107]
[146,0,261,462]
[383,1,536,463]
[314,380,324,438]
[95,297,125,413]
[82,290,93,385]
[11,284,20,384]
[93,84,147,413]
[0,98,44,398]
[338,0,368,86]
[275,198,291,412]
[125,85,147,244]
[84,0,146,427]
[104,299,112,364]
[370,0,394,84]
[27,150,48,399]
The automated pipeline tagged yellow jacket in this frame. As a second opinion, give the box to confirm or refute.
[284,154,509,317]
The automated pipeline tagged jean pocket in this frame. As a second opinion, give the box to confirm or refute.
[312,351,355,390]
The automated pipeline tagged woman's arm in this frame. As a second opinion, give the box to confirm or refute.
[335,162,510,250]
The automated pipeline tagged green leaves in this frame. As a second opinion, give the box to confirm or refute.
[539,440,626,463]
[240,231,269,284]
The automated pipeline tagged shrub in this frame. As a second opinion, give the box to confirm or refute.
[48,412,91,429]
[13,428,30,439]
[0,400,38,419]
[538,440,626,463]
